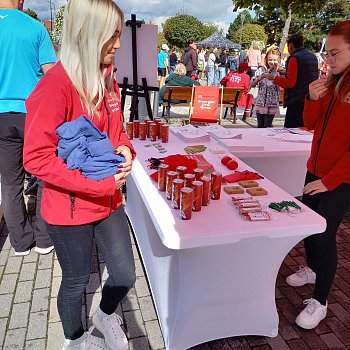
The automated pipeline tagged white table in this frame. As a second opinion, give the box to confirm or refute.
[125,136,326,350]
[213,128,312,197]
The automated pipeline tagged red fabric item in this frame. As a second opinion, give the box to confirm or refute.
[24,62,135,225]
[220,71,251,108]
[223,170,261,183]
[150,154,215,182]
[238,62,251,71]
[150,154,198,181]
[273,56,298,89]
[303,93,350,190]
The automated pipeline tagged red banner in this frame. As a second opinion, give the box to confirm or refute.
[191,86,220,123]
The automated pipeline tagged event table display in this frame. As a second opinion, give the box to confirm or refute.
[125,130,326,350]
[207,127,312,197]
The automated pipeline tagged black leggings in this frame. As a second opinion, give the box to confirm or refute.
[302,172,350,305]
[46,206,136,340]
[256,113,274,128]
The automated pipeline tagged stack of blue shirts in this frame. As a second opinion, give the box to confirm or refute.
[56,115,124,180]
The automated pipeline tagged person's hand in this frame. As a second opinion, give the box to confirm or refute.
[261,73,275,81]
[303,179,328,195]
[114,172,126,190]
[115,145,133,178]
[309,79,328,101]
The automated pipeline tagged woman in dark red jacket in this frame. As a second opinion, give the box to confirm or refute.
[23,1,134,349]
[286,21,350,330]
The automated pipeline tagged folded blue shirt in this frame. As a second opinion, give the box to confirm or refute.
[56,115,124,180]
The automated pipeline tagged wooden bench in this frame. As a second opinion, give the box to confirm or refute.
[219,87,243,124]
[161,86,193,121]
[161,86,243,123]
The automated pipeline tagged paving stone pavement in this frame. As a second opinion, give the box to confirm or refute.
[1,209,350,350]
[1,103,349,349]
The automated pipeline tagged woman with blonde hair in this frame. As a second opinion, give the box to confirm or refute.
[23,0,135,349]
[248,40,262,76]
[158,63,200,104]
[286,20,350,330]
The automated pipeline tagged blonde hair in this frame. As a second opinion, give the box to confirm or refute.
[175,63,187,76]
[252,41,260,50]
[60,0,124,116]
[325,21,350,103]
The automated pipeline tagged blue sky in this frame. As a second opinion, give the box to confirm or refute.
[24,0,242,34]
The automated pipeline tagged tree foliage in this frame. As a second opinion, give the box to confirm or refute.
[158,31,168,50]
[162,14,212,48]
[226,10,254,40]
[23,8,38,20]
[52,4,65,44]
[202,23,218,40]
[232,23,267,49]
[254,0,350,50]
[232,0,328,50]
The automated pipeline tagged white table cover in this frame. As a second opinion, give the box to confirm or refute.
[125,134,326,350]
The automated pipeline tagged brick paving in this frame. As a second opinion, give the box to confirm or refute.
[1,106,349,349]
[1,207,350,350]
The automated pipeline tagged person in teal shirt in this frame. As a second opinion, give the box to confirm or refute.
[158,43,169,88]
[0,0,56,256]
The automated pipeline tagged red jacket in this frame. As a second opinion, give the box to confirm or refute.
[220,71,251,108]
[303,93,350,190]
[24,62,135,225]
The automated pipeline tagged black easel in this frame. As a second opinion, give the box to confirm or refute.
[119,14,158,121]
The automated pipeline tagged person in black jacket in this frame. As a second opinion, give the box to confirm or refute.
[169,47,178,74]
[217,48,229,83]
[183,39,198,77]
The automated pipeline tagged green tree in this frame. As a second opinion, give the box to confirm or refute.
[254,7,284,46]
[232,1,328,51]
[232,23,267,49]
[226,10,254,40]
[158,31,169,50]
[23,8,38,20]
[202,23,218,40]
[162,14,206,48]
[52,4,65,44]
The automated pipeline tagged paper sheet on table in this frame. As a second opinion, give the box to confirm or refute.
[216,138,264,151]
[170,125,210,142]
[260,131,313,143]
[199,125,243,140]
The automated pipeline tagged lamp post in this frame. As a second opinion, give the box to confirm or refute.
[239,11,247,52]
[46,0,55,32]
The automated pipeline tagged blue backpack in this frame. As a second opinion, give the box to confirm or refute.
[229,57,238,71]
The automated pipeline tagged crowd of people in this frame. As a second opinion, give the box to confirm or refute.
[0,0,350,348]
[158,37,331,127]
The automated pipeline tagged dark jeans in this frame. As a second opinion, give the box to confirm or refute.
[256,113,274,128]
[284,101,305,128]
[0,112,52,251]
[46,206,136,340]
[302,172,350,305]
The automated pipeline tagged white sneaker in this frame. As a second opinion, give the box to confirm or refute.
[14,249,31,256]
[88,327,107,350]
[34,245,54,255]
[286,265,316,287]
[62,332,88,350]
[92,312,128,350]
[296,298,327,329]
